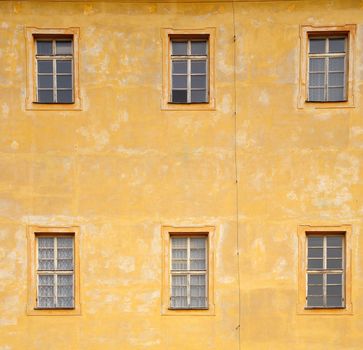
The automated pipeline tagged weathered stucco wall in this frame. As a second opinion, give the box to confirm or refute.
[0,0,363,349]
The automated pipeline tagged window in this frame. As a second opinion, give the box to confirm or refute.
[161,226,215,315]
[170,40,208,104]
[297,225,352,315]
[161,28,215,111]
[306,234,344,308]
[25,27,81,111]
[298,25,356,108]
[36,236,74,308]
[27,226,80,315]
[170,236,207,309]
[308,36,347,102]
[35,39,74,104]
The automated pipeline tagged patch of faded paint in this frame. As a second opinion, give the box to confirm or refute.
[10,141,18,150]
[258,90,270,106]
[117,256,135,273]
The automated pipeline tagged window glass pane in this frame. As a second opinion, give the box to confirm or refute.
[328,87,344,101]
[172,248,187,259]
[328,72,344,87]
[172,60,187,74]
[191,60,206,74]
[309,39,326,54]
[309,88,325,102]
[172,41,188,55]
[307,285,323,295]
[56,40,72,55]
[171,275,187,308]
[191,41,207,55]
[56,60,72,74]
[57,237,73,248]
[307,296,324,307]
[327,285,342,296]
[327,296,343,307]
[171,237,187,248]
[38,89,54,103]
[308,259,323,269]
[38,237,54,248]
[309,58,325,72]
[57,274,73,307]
[38,275,55,308]
[190,275,206,308]
[329,38,346,53]
[57,90,73,103]
[327,248,342,258]
[307,236,323,247]
[191,90,207,103]
[57,75,73,89]
[37,41,53,55]
[38,60,53,73]
[172,75,187,89]
[191,75,206,89]
[172,90,188,103]
[307,274,323,284]
[327,258,342,269]
[329,57,345,71]
[38,75,53,89]
[327,274,342,284]
[308,248,323,258]
[309,73,325,87]
[327,236,343,247]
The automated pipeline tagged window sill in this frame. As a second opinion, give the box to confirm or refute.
[297,304,352,315]
[26,98,82,111]
[27,306,81,316]
[161,98,216,111]
[162,304,215,316]
[298,99,355,109]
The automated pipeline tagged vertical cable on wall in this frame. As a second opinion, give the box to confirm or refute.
[232,1,241,350]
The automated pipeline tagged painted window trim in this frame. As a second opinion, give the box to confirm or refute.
[297,225,352,315]
[161,28,216,111]
[161,226,215,316]
[298,24,356,109]
[27,225,81,316]
[25,27,82,111]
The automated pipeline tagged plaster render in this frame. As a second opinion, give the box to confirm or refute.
[0,0,363,349]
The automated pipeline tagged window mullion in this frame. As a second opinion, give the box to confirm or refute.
[187,59,191,103]
[187,237,190,307]
[54,237,58,307]
[53,58,57,103]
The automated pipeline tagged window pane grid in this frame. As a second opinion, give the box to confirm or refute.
[36,39,73,103]
[306,235,344,308]
[308,36,347,102]
[170,39,208,103]
[170,236,207,309]
[36,236,74,309]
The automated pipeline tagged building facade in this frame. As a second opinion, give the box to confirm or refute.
[0,0,363,349]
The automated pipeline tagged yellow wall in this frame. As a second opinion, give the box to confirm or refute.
[0,0,363,349]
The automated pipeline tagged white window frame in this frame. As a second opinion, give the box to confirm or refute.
[307,35,347,102]
[35,38,74,104]
[36,235,75,309]
[306,234,345,309]
[170,39,209,104]
[169,235,208,309]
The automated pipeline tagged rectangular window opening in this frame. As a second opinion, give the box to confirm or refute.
[306,233,345,309]
[36,235,75,309]
[35,38,74,104]
[307,35,348,103]
[170,38,209,104]
[170,235,208,310]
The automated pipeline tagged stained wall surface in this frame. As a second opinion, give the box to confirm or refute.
[0,1,363,349]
